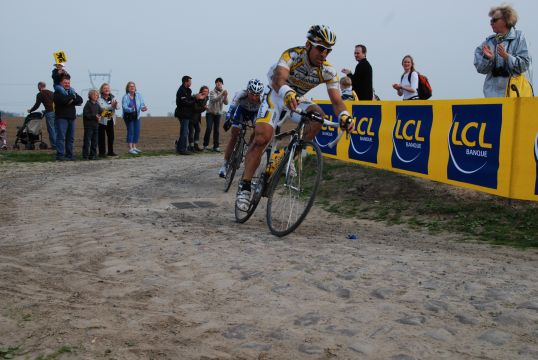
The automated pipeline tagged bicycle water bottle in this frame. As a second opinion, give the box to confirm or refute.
[267,149,285,175]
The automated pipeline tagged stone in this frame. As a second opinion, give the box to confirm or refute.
[424,300,448,313]
[349,343,373,355]
[478,329,512,346]
[397,316,426,326]
[222,324,254,340]
[425,328,453,342]
[298,344,322,355]
[455,314,478,325]
[518,302,538,312]
[294,313,320,327]
[336,288,351,299]
[372,288,394,299]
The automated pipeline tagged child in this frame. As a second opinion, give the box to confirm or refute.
[52,63,75,96]
[82,90,102,160]
[0,113,7,150]
[340,76,358,101]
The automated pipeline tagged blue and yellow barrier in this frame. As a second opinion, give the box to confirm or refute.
[314,97,538,201]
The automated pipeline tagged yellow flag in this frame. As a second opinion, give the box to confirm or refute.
[53,51,68,64]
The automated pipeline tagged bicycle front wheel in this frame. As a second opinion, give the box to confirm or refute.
[266,140,323,237]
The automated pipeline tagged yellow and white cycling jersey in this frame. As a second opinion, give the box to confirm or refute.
[267,46,340,97]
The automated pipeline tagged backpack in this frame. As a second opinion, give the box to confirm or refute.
[401,71,432,100]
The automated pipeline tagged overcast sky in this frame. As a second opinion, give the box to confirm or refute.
[1,0,536,116]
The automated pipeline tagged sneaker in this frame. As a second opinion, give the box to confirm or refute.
[212,147,221,153]
[194,144,203,152]
[128,149,138,155]
[133,148,141,153]
[219,165,227,178]
[236,189,251,211]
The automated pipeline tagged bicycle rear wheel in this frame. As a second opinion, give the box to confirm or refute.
[224,136,245,192]
[266,140,322,237]
[235,149,269,223]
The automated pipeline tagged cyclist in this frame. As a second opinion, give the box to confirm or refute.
[219,78,264,178]
[235,25,352,211]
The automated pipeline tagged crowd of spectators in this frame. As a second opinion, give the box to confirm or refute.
[6,3,532,160]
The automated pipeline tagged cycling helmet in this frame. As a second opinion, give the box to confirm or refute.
[306,25,336,48]
[247,78,264,95]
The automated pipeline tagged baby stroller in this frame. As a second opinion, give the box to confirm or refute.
[13,111,48,150]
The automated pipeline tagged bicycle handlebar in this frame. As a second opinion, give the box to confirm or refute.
[292,108,346,148]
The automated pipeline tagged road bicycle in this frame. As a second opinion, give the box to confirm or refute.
[223,116,255,192]
[235,108,344,236]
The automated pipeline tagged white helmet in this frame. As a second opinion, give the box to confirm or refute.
[247,78,264,95]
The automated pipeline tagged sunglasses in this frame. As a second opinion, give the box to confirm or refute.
[490,17,503,24]
[310,42,333,54]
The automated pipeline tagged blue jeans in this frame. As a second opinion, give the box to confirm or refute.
[82,125,98,159]
[204,113,221,149]
[44,111,57,149]
[124,117,140,143]
[176,118,190,152]
[55,117,75,160]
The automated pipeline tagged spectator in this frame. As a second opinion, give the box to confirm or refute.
[341,45,373,100]
[53,75,83,161]
[97,83,119,157]
[204,77,228,152]
[82,90,102,160]
[189,85,209,152]
[474,4,531,98]
[51,63,75,96]
[0,113,7,150]
[340,77,357,101]
[121,81,147,155]
[27,81,56,150]
[392,55,419,100]
[175,75,196,155]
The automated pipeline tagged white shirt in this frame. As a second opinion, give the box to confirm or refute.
[400,71,419,100]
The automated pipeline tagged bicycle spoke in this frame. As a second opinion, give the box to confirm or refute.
[266,141,322,236]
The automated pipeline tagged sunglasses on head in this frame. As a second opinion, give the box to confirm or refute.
[310,42,332,54]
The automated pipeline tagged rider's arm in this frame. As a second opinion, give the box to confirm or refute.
[328,87,352,130]
[272,65,298,110]
[271,65,290,93]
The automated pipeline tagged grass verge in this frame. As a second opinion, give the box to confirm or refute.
[317,159,538,248]
[0,150,178,163]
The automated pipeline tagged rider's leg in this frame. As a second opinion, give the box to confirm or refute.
[224,127,241,163]
[302,104,324,140]
[242,122,273,181]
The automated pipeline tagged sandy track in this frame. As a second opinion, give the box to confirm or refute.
[1,155,537,360]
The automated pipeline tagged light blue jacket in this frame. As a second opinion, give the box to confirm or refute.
[122,92,146,118]
[474,27,532,98]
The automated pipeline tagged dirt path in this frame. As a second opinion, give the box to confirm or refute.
[1,155,537,360]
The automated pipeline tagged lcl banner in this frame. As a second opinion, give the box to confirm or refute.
[314,97,538,201]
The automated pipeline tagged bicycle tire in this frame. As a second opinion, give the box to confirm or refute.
[266,140,323,237]
[224,135,245,192]
[234,149,269,223]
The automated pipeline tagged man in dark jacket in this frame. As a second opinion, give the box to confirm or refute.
[341,44,373,101]
[28,82,56,149]
[175,75,202,155]
[53,75,83,161]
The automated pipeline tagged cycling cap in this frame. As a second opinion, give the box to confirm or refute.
[247,78,264,95]
[307,25,336,47]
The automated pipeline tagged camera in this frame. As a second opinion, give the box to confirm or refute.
[492,67,510,77]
